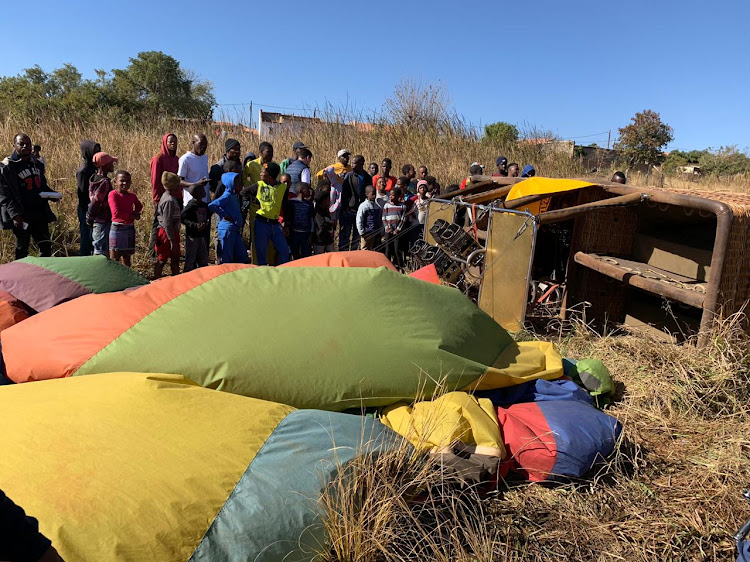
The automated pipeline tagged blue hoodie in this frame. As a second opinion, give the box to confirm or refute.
[208,172,243,230]
[521,165,536,178]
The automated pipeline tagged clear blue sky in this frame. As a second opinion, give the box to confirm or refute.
[3,0,748,151]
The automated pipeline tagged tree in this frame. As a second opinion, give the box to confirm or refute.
[698,146,750,176]
[110,51,215,119]
[617,110,674,167]
[383,78,465,134]
[484,121,519,145]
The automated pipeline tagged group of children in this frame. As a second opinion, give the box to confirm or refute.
[77,139,441,277]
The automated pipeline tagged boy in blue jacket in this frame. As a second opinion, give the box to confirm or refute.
[208,171,248,264]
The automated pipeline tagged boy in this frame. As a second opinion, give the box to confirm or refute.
[76,139,100,255]
[209,171,248,264]
[382,187,407,268]
[87,152,118,257]
[107,170,142,267]
[507,163,520,178]
[356,185,383,251]
[375,176,389,209]
[181,184,210,271]
[313,190,335,254]
[32,145,46,169]
[395,176,411,197]
[154,171,183,278]
[280,172,294,198]
[287,182,315,259]
[243,162,290,265]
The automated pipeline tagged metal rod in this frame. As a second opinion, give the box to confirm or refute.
[536,193,648,224]
[573,251,705,309]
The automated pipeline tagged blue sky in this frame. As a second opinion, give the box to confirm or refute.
[3,0,747,151]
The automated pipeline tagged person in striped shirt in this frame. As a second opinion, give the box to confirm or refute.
[382,187,406,268]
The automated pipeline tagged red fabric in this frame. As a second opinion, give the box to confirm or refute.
[0,291,30,334]
[108,190,144,224]
[372,174,397,192]
[155,227,181,261]
[408,264,441,285]
[460,177,468,190]
[150,133,180,204]
[496,403,557,482]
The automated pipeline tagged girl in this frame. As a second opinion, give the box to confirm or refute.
[107,170,142,267]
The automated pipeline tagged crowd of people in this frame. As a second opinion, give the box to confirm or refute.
[0,131,627,277]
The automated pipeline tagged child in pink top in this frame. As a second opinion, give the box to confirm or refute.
[107,170,143,266]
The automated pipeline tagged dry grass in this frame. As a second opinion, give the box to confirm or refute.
[320,320,750,561]
[2,113,749,560]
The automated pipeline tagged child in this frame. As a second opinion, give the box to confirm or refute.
[314,190,335,254]
[280,173,294,199]
[107,170,142,267]
[87,152,118,257]
[288,182,315,259]
[382,187,407,268]
[246,162,291,266]
[32,144,46,169]
[181,183,210,271]
[356,185,383,251]
[415,180,430,238]
[154,171,183,278]
[396,176,411,198]
[208,171,248,264]
[375,176,389,209]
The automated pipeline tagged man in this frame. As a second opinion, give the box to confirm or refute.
[611,171,627,184]
[0,133,58,259]
[32,145,46,170]
[316,149,351,186]
[401,163,417,194]
[244,142,276,187]
[209,138,242,197]
[77,139,101,255]
[285,147,312,193]
[178,134,210,205]
[492,156,508,177]
[280,140,306,174]
[521,165,536,178]
[339,154,372,251]
[372,158,397,192]
[418,165,429,181]
[507,162,520,178]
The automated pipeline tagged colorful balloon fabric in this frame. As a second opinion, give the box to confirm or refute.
[0,372,400,561]
[0,290,29,333]
[0,256,148,312]
[2,265,563,409]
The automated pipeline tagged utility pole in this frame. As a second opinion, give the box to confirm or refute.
[607,130,611,150]
[249,102,253,130]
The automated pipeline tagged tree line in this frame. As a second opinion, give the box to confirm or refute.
[0,51,215,122]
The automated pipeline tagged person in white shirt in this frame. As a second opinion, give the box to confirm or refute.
[178,134,210,204]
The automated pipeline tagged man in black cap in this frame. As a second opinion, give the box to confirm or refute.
[209,138,242,197]
[492,156,508,177]
[280,140,307,175]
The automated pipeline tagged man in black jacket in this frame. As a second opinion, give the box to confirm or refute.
[75,139,100,255]
[0,134,58,259]
[209,138,242,197]
[338,154,372,251]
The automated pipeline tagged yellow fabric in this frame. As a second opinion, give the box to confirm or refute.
[505,177,595,214]
[243,157,279,187]
[315,161,351,180]
[464,341,564,391]
[255,180,286,220]
[381,392,505,458]
[0,373,293,561]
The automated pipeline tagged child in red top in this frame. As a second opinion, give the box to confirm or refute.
[107,170,142,266]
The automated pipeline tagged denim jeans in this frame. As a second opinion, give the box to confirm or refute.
[254,219,290,265]
[289,230,312,258]
[92,222,110,256]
